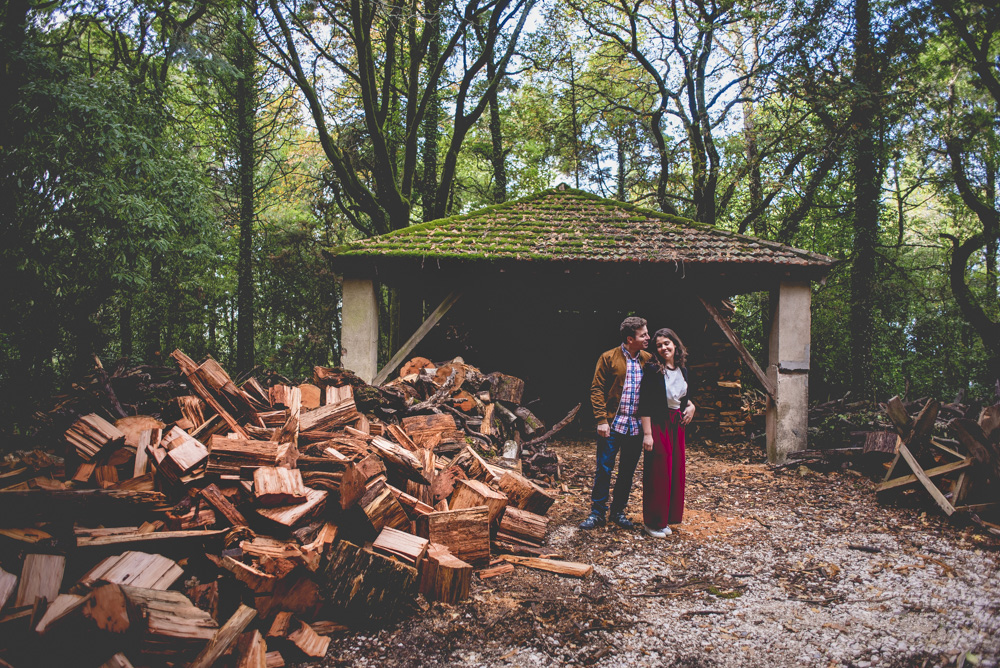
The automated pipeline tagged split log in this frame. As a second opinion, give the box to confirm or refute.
[369,436,432,484]
[207,437,279,476]
[121,586,218,656]
[401,414,464,450]
[298,391,359,432]
[449,479,508,525]
[419,543,471,604]
[884,396,913,439]
[361,486,410,533]
[114,416,165,450]
[254,467,308,506]
[951,418,1000,482]
[450,446,498,483]
[185,581,219,621]
[33,593,88,634]
[156,427,209,485]
[288,620,330,658]
[387,485,435,517]
[496,506,549,546]
[64,414,126,462]
[80,583,133,633]
[269,385,301,415]
[299,383,322,410]
[488,373,524,405]
[513,406,544,436]
[99,653,135,668]
[171,350,250,439]
[187,604,257,668]
[78,551,182,591]
[221,557,275,594]
[415,506,490,565]
[235,629,268,668]
[0,567,17,610]
[134,428,160,477]
[75,528,228,549]
[428,465,467,506]
[497,470,555,515]
[256,488,327,529]
[267,611,294,638]
[255,571,322,620]
[200,483,249,527]
[499,554,592,578]
[15,554,65,607]
[322,541,418,622]
[372,527,429,566]
[477,562,515,579]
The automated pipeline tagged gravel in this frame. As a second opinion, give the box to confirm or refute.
[308,439,1000,668]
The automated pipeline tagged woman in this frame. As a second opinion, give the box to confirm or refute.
[637,328,695,538]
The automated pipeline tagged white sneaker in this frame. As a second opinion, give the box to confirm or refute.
[662,526,673,535]
[643,524,667,538]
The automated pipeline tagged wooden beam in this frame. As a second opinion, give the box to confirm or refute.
[698,296,775,400]
[372,291,463,386]
[896,443,956,516]
[876,457,974,493]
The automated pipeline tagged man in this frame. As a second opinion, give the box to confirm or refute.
[580,316,652,530]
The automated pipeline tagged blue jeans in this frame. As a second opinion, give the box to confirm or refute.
[589,430,643,516]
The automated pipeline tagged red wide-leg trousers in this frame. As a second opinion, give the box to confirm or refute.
[643,410,686,529]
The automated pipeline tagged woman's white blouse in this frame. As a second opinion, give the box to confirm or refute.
[664,367,687,409]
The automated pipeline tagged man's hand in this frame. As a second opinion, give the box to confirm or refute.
[643,434,654,451]
[597,422,610,438]
[682,403,696,425]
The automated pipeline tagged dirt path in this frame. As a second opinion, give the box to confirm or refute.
[318,438,1000,668]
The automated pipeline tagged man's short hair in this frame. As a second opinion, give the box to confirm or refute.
[620,316,648,343]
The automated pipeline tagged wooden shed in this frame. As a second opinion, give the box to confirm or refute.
[327,186,834,463]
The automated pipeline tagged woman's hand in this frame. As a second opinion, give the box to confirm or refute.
[681,403,696,425]
[643,434,654,451]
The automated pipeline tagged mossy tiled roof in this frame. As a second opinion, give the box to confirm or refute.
[331,187,834,268]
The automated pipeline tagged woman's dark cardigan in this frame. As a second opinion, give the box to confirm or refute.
[636,362,690,423]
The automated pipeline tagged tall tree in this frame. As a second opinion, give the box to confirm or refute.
[848,0,881,397]
[258,0,537,234]
[931,0,1000,378]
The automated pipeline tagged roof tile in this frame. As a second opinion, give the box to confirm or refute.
[330,187,835,267]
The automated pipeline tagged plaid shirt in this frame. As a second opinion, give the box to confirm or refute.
[611,344,644,435]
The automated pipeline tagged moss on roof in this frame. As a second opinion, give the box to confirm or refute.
[329,187,834,267]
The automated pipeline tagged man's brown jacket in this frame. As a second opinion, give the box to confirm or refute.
[590,346,653,426]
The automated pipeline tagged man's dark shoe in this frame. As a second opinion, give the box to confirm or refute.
[579,513,606,530]
[610,512,636,530]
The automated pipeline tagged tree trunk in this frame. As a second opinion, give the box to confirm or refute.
[849,0,880,399]
[421,2,441,222]
[146,254,162,361]
[487,84,507,204]
[234,13,256,374]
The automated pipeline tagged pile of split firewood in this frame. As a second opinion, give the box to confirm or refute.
[0,351,589,668]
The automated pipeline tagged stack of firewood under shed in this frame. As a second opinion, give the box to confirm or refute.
[0,351,589,667]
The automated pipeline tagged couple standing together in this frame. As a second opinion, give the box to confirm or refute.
[581,317,696,538]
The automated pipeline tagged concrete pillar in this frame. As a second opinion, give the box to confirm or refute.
[765,281,811,463]
[341,278,378,383]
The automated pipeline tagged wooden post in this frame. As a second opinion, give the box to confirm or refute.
[372,291,463,386]
[341,277,378,382]
[765,281,811,463]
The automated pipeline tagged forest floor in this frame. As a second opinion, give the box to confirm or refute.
[308,436,1000,668]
